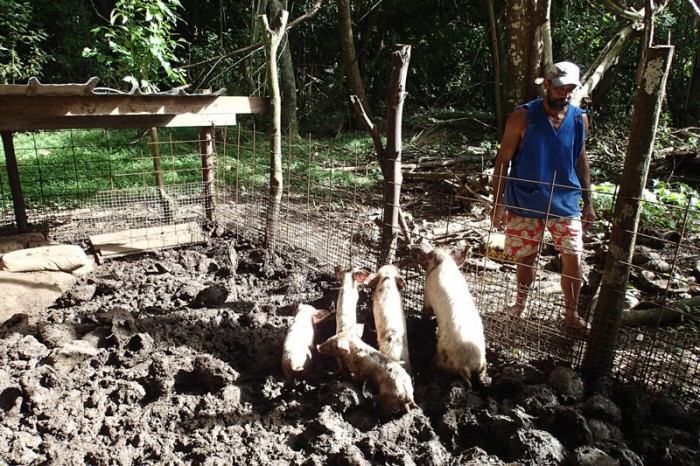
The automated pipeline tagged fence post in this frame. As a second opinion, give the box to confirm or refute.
[260,9,288,251]
[199,126,215,221]
[1,131,28,231]
[582,45,675,378]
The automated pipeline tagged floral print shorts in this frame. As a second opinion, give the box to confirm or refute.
[504,212,583,259]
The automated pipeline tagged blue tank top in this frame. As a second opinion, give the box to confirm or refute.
[503,97,586,218]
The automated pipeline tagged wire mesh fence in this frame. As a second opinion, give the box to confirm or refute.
[1,125,698,408]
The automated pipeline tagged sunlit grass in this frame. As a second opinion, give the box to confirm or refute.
[0,128,382,212]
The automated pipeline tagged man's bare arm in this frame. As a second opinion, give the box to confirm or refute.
[493,109,526,202]
[575,114,596,230]
[491,108,526,229]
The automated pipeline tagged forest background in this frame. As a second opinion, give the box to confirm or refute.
[1,0,698,143]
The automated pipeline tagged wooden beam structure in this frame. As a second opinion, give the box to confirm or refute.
[0,81,269,233]
[0,95,269,131]
[89,222,205,260]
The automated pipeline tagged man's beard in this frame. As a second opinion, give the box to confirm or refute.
[546,92,569,111]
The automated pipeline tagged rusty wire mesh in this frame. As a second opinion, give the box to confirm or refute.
[1,125,698,407]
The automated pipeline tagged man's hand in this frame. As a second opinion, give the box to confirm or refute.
[581,203,596,231]
[491,204,507,231]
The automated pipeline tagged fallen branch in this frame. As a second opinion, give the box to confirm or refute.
[402,156,479,171]
[622,296,700,326]
[403,172,453,180]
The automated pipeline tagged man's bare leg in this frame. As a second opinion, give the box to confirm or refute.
[507,253,537,317]
[560,252,589,334]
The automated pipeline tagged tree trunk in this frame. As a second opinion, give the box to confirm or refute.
[582,45,674,379]
[349,45,411,266]
[267,0,299,139]
[685,21,700,124]
[531,0,550,94]
[485,0,505,138]
[504,0,544,111]
[378,44,411,266]
[260,10,289,251]
[337,0,371,118]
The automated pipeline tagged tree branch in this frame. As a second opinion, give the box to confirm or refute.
[350,94,385,166]
[177,0,324,70]
[600,0,644,21]
[572,23,638,106]
[688,0,700,19]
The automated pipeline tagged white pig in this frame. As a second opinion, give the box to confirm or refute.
[364,265,412,374]
[334,266,370,334]
[317,325,417,417]
[412,244,487,389]
[281,303,330,380]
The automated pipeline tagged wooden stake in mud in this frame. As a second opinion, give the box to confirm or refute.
[149,127,176,224]
[199,125,215,221]
[582,45,674,378]
[260,9,289,251]
[351,44,411,266]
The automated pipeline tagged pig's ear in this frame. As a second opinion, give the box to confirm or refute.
[409,244,424,259]
[395,276,406,290]
[337,338,351,353]
[450,245,471,266]
[313,309,330,325]
[335,265,346,281]
[409,244,431,269]
[363,272,379,288]
[353,269,370,284]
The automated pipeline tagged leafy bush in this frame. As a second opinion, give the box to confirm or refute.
[0,0,49,82]
[591,180,700,231]
[82,0,188,91]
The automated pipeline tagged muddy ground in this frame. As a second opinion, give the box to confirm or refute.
[0,230,698,466]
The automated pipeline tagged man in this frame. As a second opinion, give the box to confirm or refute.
[491,61,596,335]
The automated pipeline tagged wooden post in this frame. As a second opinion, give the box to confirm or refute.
[350,44,412,266]
[379,44,411,265]
[199,126,215,221]
[260,9,289,250]
[149,127,177,224]
[149,127,164,188]
[582,45,674,378]
[1,131,28,231]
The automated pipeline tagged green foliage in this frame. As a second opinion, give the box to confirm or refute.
[31,1,105,83]
[591,180,700,232]
[82,0,188,91]
[0,0,49,83]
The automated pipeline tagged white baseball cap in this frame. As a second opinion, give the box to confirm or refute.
[544,61,582,87]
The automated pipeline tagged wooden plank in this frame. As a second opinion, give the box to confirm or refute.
[0,96,269,131]
[0,114,238,131]
[89,222,205,259]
